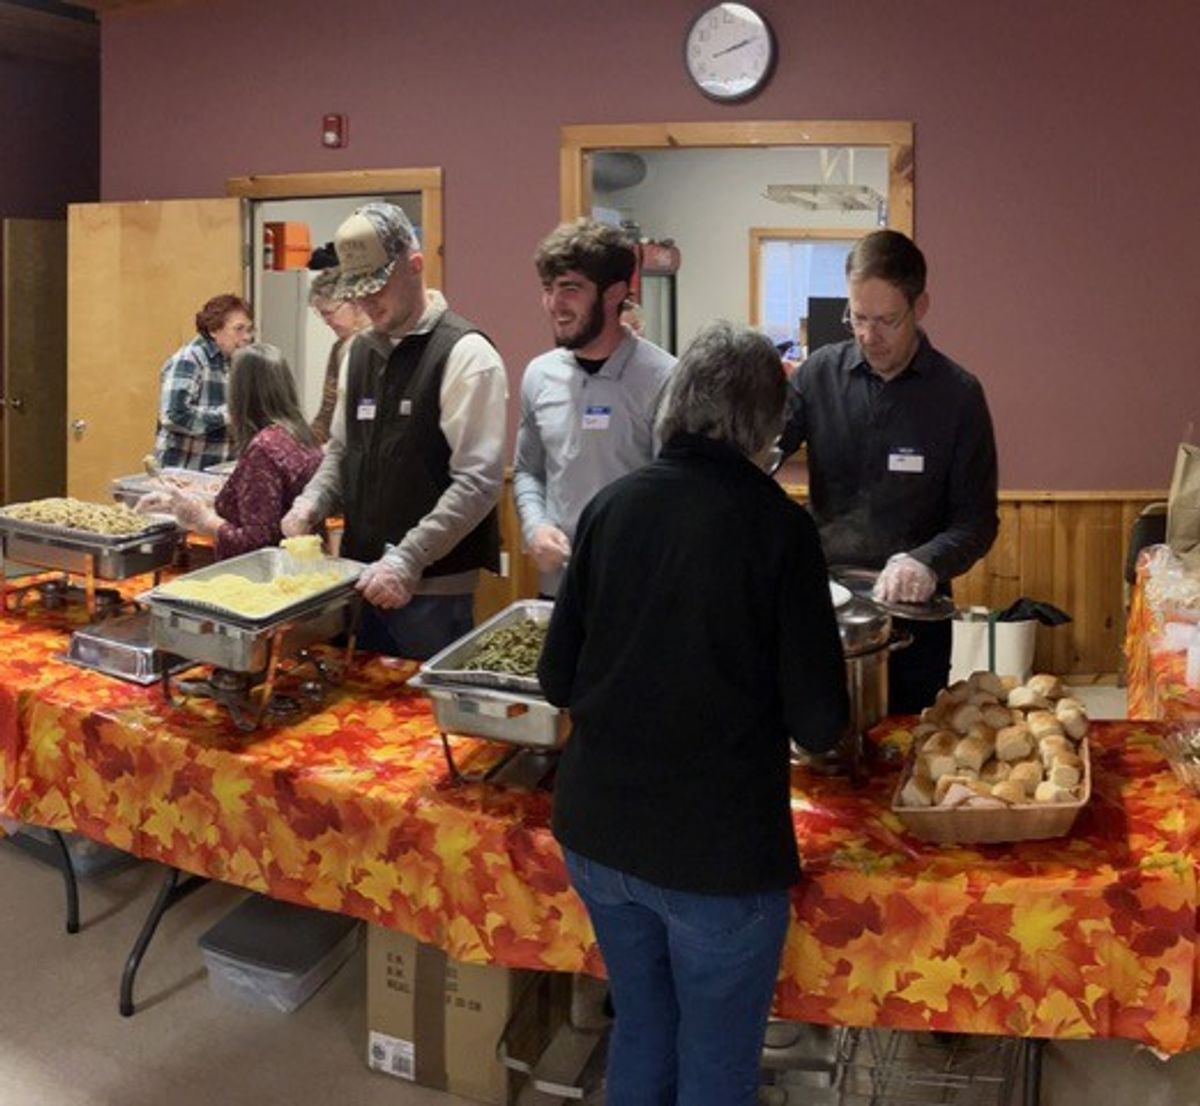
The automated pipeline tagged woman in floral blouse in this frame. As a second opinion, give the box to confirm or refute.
[141,344,323,559]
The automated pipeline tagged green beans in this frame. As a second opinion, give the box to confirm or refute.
[467,619,547,677]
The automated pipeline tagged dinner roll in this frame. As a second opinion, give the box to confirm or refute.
[920,731,959,781]
[1057,709,1089,740]
[1034,780,1077,804]
[968,670,1008,699]
[999,674,1021,693]
[910,722,940,741]
[936,777,983,807]
[1008,686,1052,711]
[979,759,1013,784]
[1048,758,1082,789]
[1055,696,1087,717]
[1027,710,1064,740]
[1008,760,1044,795]
[967,690,1000,707]
[991,780,1027,806]
[900,774,935,807]
[981,704,1014,731]
[1027,673,1065,700]
[995,724,1034,762]
[954,735,992,773]
[946,680,972,703]
[949,703,984,735]
[1038,734,1073,767]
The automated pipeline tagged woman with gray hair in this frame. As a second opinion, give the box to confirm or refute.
[539,321,848,1106]
[139,343,323,559]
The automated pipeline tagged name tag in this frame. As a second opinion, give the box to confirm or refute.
[398,399,412,416]
[582,404,612,430]
[888,448,925,474]
[357,398,377,421]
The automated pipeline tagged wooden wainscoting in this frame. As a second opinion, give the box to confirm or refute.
[954,492,1166,677]
[479,479,1166,678]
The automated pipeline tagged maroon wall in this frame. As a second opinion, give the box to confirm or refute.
[99,0,1197,489]
[0,55,98,218]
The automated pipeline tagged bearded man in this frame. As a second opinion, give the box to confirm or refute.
[513,218,676,597]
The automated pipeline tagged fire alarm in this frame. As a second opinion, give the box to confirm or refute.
[321,113,347,149]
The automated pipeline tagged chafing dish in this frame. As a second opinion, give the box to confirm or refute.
[58,610,189,685]
[111,468,225,508]
[0,513,181,615]
[414,600,569,781]
[139,548,366,730]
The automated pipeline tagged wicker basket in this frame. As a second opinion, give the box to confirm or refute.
[891,738,1091,844]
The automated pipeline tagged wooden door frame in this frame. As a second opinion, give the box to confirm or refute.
[748,227,871,329]
[559,120,914,236]
[225,168,445,289]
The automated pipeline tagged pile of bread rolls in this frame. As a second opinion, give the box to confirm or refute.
[897,670,1089,810]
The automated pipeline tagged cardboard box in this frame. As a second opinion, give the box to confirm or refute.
[366,927,569,1104]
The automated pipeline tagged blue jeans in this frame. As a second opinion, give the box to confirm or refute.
[355,593,474,661]
[564,850,790,1106]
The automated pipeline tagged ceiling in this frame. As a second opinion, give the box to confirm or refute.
[0,0,191,64]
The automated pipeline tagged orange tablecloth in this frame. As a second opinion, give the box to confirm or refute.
[2,590,1200,1053]
[1126,556,1200,721]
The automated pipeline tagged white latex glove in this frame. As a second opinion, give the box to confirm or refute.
[134,491,171,514]
[528,524,571,573]
[357,559,413,610]
[281,497,318,537]
[170,491,222,536]
[873,553,937,604]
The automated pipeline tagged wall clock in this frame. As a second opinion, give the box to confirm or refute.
[684,3,777,103]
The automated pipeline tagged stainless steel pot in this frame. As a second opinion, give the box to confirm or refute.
[796,593,910,782]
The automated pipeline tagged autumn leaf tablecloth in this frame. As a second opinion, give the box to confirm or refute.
[2,595,1200,1051]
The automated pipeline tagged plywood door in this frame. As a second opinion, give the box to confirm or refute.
[2,219,66,504]
[67,198,243,501]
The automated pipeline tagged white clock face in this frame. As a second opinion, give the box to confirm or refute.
[685,3,776,102]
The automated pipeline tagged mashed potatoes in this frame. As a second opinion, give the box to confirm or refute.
[159,568,342,616]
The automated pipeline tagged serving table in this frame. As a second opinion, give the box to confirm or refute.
[2,585,1200,1067]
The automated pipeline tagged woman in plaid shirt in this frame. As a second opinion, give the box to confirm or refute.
[154,293,254,470]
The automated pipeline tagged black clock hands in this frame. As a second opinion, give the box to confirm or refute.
[712,36,755,57]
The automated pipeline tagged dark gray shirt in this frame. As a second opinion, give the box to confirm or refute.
[778,334,998,583]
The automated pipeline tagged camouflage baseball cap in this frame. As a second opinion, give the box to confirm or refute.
[331,202,420,299]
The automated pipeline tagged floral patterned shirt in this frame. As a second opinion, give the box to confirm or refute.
[213,425,323,559]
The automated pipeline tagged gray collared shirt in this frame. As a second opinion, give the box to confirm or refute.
[513,329,675,595]
[778,334,998,583]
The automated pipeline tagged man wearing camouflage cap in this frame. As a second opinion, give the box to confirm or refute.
[283,202,507,659]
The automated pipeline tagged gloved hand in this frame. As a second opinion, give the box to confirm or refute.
[873,553,937,604]
[134,491,172,514]
[528,524,571,573]
[170,491,222,536]
[281,497,318,537]
[357,559,413,610]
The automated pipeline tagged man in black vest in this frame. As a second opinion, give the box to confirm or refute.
[282,202,507,659]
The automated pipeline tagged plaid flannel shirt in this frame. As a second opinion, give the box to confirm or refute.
[154,335,233,471]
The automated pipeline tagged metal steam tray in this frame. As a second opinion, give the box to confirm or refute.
[0,514,181,580]
[111,468,225,508]
[419,599,554,695]
[138,548,366,673]
[58,610,190,685]
[409,674,569,750]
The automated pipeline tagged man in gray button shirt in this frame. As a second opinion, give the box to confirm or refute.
[514,219,675,596]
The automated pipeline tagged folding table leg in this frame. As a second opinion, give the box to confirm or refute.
[48,830,80,934]
[1023,1038,1044,1106]
[119,865,208,1017]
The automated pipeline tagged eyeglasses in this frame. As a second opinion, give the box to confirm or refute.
[842,304,913,334]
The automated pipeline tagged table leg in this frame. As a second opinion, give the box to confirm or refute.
[48,830,80,934]
[1023,1038,1044,1106]
[119,866,208,1017]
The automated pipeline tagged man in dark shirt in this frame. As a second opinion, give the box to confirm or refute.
[779,229,998,713]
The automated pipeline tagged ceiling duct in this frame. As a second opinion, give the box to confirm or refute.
[592,152,648,194]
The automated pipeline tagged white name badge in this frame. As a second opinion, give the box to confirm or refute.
[888,448,925,474]
[399,399,412,416]
[582,404,612,430]
[356,398,377,421]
